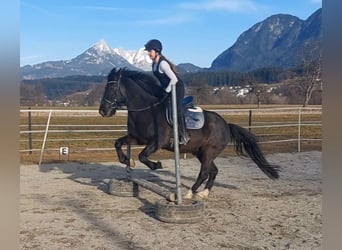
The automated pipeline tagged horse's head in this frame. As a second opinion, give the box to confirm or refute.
[99,68,126,117]
[100,67,168,116]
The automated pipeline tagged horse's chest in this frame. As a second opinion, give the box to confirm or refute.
[128,116,155,137]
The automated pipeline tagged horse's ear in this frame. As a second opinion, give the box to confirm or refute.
[110,67,117,75]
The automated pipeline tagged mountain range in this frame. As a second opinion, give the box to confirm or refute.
[211,8,322,71]
[20,8,321,80]
[20,40,149,80]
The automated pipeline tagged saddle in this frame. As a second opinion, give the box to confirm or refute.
[165,96,205,129]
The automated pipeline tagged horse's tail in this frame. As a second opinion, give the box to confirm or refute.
[227,123,280,179]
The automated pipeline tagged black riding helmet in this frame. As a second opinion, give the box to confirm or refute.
[144,39,162,53]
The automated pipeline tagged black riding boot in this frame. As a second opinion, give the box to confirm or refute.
[178,114,190,145]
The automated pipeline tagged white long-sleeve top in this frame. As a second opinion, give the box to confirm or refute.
[153,60,178,93]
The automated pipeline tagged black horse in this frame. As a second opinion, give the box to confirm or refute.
[99,68,279,199]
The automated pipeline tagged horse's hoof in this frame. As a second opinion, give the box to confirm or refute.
[157,161,163,169]
[194,189,210,199]
[168,193,176,202]
[129,159,135,168]
[183,189,193,199]
[153,161,162,170]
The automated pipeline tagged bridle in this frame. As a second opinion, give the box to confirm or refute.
[101,79,126,110]
[102,75,169,112]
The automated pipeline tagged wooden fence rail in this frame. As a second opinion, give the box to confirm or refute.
[19,107,322,164]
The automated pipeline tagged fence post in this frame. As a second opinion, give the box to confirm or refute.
[248,110,252,132]
[298,107,301,152]
[126,144,132,179]
[28,107,32,155]
[38,109,52,167]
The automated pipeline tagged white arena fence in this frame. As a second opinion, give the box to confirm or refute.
[20,107,322,164]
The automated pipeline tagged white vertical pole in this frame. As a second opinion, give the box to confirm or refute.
[38,109,52,167]
[298,107,301,152]
[171,85,182,205]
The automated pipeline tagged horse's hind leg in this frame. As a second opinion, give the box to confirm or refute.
[183,153,212,199]
[196,162,218,199]
[184,147,221,200]
[184,160,212,199]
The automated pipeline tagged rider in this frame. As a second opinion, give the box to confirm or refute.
[144,39,190,145]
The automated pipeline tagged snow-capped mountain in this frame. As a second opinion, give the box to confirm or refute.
[90,39,115,56]
[21,40,152,80]
[114,47,152,71]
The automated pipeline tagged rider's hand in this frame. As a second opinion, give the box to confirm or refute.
[165,84,172,93]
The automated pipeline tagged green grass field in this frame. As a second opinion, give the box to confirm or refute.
[20,105,322,164]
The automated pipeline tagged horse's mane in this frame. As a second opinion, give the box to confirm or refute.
[108,68,166,99]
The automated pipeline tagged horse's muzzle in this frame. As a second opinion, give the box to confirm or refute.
[99,109,106,117]
[99,105,116,117]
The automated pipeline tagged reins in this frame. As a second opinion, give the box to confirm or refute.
[126,94,168,112]
[104,75,169,112]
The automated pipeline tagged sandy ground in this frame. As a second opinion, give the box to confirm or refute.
[20,151,322,250]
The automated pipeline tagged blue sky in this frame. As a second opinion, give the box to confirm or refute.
[20,0,322,68]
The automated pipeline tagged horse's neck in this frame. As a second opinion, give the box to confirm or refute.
[125,81,160,106]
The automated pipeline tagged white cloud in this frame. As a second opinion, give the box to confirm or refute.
[136,14,195,25]
[78,6,122,11]
[179,0,259,12]
[21,2,53,16]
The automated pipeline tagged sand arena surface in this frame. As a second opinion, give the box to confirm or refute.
[20,151,322,249]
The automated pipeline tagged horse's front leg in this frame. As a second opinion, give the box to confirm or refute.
[115,135,137,167]
[138,142,162,170]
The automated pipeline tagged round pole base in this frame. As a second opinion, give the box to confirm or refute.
[107,178,204,223]
[108,178,141,197]
[155,199,204,224]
